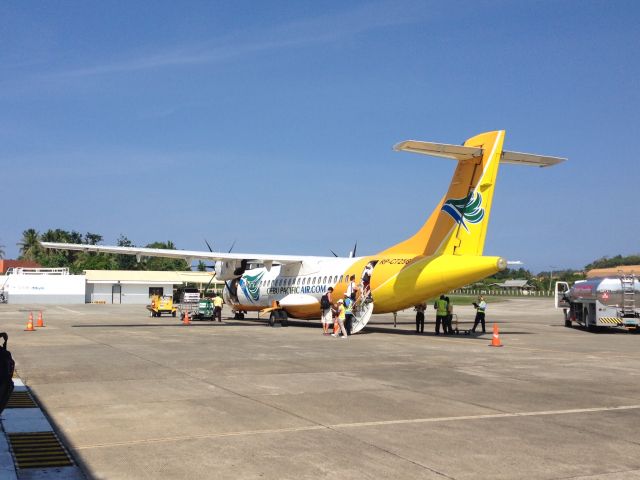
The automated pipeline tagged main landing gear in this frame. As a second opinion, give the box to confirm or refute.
[268,309,288,327]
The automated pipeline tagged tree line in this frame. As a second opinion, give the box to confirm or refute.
[10,228,640,278]
[16,228,189,274]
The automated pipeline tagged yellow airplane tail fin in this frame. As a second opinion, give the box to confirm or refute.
[377,130,564,257]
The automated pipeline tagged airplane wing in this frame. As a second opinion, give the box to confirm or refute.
[39,242,328,265]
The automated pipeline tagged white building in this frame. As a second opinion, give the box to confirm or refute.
[0,268,221,305]
[0,268,86,304]
[85,270,220,304]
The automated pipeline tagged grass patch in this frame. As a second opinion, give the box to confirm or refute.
[426,295,505,305]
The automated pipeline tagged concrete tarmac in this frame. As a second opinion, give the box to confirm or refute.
[1,298,640,479]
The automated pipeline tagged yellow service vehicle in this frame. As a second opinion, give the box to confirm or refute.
[148,295,177,317]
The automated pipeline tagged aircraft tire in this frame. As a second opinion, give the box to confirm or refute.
[279,310,288,327]
[269,312,276,327]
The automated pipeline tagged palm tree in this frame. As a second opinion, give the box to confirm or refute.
[18,229,40,260]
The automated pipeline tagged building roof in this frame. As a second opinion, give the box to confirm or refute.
[84,270,221,285]
[0,260,42,274]
[490,279,530,288]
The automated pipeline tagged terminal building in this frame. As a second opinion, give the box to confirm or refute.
[0,268,221,305]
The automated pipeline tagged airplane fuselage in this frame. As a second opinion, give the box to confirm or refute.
[226,253,505,319]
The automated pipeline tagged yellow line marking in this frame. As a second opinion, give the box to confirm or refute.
[75,404,640,450]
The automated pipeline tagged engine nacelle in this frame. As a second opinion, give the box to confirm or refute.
[214,259,248,281]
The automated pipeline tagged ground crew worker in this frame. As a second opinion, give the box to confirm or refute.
[471,295,487,334]
[444,296,453,334]
[344,296,353,336]
[434,295,448,335]
[213,292,224,322]
[414,302,426,334]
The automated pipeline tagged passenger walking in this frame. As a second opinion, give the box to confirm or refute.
[332,299,348,338]
[471,295,487,334]
[213,292,224,322]
[320,287,333,335]
[361,263,374,301]
[346,275,358,303]
[434,295,448,335]
[344,296,353,336]
[414,302,426,334]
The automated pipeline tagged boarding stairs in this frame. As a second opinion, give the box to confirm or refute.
[0,276,8,303]
[620,274,636,318]
[350,296,374,334]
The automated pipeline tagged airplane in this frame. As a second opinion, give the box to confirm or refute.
[41,130,565,333]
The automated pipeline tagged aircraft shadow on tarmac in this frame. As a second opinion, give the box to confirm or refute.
[71,318,534,336]
[71,322,254,328]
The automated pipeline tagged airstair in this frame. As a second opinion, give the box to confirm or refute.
[350,297,374,334]
[0,276,8,303]
[620,274,636,318]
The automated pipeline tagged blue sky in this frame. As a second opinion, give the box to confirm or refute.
[2,0,638,273]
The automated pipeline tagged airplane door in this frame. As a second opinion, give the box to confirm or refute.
[554,281,570,309]
[112,284,122,304]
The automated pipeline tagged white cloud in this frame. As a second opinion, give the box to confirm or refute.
[49,1,425,78]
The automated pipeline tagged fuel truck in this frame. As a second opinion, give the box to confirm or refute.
[555,275,639,331]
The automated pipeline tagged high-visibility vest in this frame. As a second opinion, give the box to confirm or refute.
[338,305,346,320]
[477,301,486,313]
[213,297,223,307]
[436,299,448,316]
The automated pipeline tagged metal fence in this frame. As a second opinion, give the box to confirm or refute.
[450,289,553,297]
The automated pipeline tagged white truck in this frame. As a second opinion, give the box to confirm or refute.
[555,275,639,332]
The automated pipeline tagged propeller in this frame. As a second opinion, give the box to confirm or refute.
[199,238,216,271]
[329,241,358,258]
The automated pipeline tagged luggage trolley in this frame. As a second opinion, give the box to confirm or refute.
[178,302,199,321]
[452,314,472,335]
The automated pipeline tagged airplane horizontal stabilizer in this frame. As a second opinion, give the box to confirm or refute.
[394,140,565,167]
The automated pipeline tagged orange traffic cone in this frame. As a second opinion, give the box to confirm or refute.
[183,311,190,325]
[489,323,503,347]
[36,311,45,328]
[25,312,35,332]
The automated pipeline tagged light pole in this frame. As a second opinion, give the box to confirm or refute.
[548,265,558,294]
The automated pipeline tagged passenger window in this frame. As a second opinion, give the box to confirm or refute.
[323,276,327,283]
